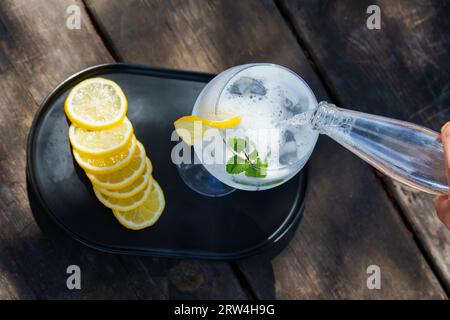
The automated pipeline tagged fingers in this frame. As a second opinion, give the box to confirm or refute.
[435,195,450,230]
[441,122,450,185]
[441,122,450,134]
[434,123,450,231]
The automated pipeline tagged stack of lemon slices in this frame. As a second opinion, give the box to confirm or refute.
[64,78,165,230]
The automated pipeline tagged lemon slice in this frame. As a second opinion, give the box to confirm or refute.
[93,158,153,198]
[73,136,137,175]
[69,118,134,157]
[65,77,128,130]
[173,115,241,146]
[112,180,165,230]
[93,176,152,211]
[86,140,146,190]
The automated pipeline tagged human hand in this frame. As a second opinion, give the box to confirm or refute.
[435,122,450,230]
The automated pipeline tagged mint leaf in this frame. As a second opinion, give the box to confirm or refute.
[226,155,247,174]
[228,137,247,153]
[244,157,268,178]
[245,165,265,178]
[245,164,267,178]
[248,149,258,161]
[225,138,269,178]
[257,157,268,168]
[244,165,258,177]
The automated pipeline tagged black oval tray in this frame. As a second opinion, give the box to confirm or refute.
[26,63,308,260]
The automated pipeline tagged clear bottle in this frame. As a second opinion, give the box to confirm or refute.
[309,101,447,195]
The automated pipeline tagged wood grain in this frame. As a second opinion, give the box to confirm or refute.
[281,0,450,293]
[0,0,245,299]
[85,0,446,298]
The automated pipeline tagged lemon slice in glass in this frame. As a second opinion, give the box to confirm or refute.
[173,115,241,146]
[112,180,165,230]
[65,77,128,130]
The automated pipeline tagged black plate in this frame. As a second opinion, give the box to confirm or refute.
[26,63,308,260]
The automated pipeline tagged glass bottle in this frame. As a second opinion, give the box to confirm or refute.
[308,101,447,194]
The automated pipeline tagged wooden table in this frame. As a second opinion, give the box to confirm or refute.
[0,0,449,299]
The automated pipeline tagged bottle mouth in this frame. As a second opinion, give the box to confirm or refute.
[310,101,334,133]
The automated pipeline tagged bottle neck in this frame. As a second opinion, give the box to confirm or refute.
[310,101,354,135]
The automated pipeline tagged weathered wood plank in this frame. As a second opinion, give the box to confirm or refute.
[85,0,446,298]
[281,0,450,293]
[0,0,246,299]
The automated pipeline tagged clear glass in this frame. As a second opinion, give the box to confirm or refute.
[178,64,318,195]
[177,63,447,196]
